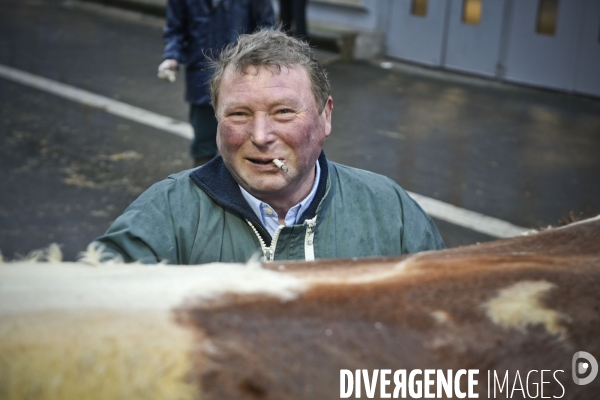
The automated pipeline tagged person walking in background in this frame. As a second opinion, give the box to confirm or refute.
[279,0,307,39]
[158,0,275,167]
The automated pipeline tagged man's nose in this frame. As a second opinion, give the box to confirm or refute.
[249,114,276,147]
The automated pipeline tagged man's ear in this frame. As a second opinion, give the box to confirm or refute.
[322,96,333,137]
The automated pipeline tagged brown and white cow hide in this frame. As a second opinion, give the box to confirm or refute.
[1,216,599,400]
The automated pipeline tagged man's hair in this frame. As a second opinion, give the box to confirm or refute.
[209,29,331,113]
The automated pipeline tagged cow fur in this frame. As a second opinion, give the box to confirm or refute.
[0,216,599,399]
[176,216,600,399]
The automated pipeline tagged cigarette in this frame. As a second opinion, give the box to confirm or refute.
[272,159,288,173]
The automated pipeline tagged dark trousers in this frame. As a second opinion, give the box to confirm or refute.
[189,104,218,160]
[279,0,307,39]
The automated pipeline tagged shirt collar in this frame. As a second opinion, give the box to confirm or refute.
[239,161,321,235]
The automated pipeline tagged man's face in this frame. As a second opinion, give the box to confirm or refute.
[216,64,333,203]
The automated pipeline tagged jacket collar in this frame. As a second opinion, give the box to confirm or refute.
[189,151,329,243]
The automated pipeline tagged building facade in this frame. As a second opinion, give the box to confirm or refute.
[309,0,600,97]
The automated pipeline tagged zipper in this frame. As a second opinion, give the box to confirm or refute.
[199,185,272,246]
[304,216,317,262]
[247,220,285,262]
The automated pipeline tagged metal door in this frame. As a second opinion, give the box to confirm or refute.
[503,0,583,91]
[572,0,600,97]
[443,0,509,77]
[386,0,451,66]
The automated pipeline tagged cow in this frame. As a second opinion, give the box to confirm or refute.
[1,215,599,400]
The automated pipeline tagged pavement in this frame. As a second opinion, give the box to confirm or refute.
[1,0,599,261]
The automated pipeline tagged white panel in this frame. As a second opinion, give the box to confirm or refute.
[311,0,363,6]
[307,0,378,31]
[503,0,583,91]
[386,0,450,66]
[444,0,507,77]
[573,0,600,97]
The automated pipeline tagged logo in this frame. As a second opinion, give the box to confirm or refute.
[572,351,598,385]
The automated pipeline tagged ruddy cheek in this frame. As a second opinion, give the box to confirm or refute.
[219,124,247,148]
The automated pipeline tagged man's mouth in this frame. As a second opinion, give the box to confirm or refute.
[247,158,274,165]
[246,158,289,173]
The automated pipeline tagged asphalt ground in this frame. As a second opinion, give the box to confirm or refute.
[1,0,599,260]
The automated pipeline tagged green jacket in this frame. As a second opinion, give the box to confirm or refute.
[95,153,444,264]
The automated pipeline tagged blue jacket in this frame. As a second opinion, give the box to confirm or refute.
[163,0,275,105]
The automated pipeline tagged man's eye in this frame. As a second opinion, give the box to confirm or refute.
[277,109,293,114]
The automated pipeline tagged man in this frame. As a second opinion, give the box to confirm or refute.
[158,0,275,167]
[96,29,444,264]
